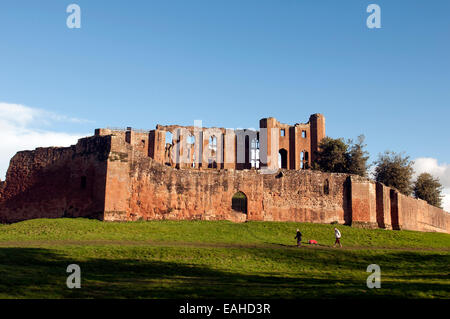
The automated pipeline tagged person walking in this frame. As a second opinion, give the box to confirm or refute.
[333,227,342,248]
[295,228,302,247]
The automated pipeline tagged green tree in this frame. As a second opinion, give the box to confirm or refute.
[346,135,369,177]
[373,151,414,195]
[312,135,369,177]
[312,137,349,173]
[413,173,443,208]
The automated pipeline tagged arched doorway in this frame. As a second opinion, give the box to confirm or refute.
[279,149,287,169]
[232,191,247,214]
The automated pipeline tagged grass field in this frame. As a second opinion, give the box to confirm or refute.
[0,218,449,299]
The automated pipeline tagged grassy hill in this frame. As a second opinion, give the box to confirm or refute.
[0,218,449,299]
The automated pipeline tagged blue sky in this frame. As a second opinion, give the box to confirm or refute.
[0,1,449,209]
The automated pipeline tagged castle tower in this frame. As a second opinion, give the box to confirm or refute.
[259,117,279,170]
[309,113,325,165]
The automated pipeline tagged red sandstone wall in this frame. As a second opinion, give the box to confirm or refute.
[375,183,392,229]
[103,143,351,224]
[397,193,448,233]
[261,171,349,224]
[0,128,448,234]
[259,115,323,171]
[398,193,419,231]
[0,136,110,223]
[103,133,133,221]
[126,163,261,222]
[100,131,449,233]
[309,114,325,165]
[349,178,449,233]
[418,201,446,233]
[350,177,377,228]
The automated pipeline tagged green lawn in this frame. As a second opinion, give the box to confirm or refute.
[0,218,449,299]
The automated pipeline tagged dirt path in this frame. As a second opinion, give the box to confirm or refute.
[0,240,448,252]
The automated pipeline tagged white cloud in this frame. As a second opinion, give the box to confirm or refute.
[413,157,450,212]
[0,102,90,180]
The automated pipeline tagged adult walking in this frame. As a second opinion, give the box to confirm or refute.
[295,228,302,247]
[333,227,342,248]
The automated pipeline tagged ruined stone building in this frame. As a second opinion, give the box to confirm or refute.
[0,113,448,233]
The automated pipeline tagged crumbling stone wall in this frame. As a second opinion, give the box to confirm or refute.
[0,136,110,223]
[395,192,449,233]
[376,182,392,229]
[260,171,349,224]
[349,178,450,233]
[103,157,350,224]
[0,126,448,234]
[99,129,350,223]
[101,114,326,171]
[349,176,377,228]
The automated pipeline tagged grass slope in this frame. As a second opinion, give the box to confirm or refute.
[0,218,449,299]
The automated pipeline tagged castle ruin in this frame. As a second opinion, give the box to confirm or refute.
[0,114,448,233]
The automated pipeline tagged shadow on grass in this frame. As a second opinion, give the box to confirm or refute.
[266,242,330,249]
[0,247,448,299]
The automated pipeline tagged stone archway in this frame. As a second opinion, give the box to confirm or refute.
[231,191,247,214]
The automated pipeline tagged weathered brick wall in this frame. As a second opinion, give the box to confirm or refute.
[396,193,449,233]
[390,190,402,230]
[0,136,110,223]
[260,171,349,224]
[398,193,420,231]
[349,177,377,228]
[447,213,450,233]
[419,202,448,233]
[0,180,5,197]
[100,129,351,223]
[126,161,262,222]
[351,180,449,233]
[0,129,449,234]
[104,155,351,224]
[103,133,134,221]
[375,182,392,229]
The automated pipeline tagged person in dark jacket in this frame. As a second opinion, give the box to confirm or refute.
[295,229,302,247]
